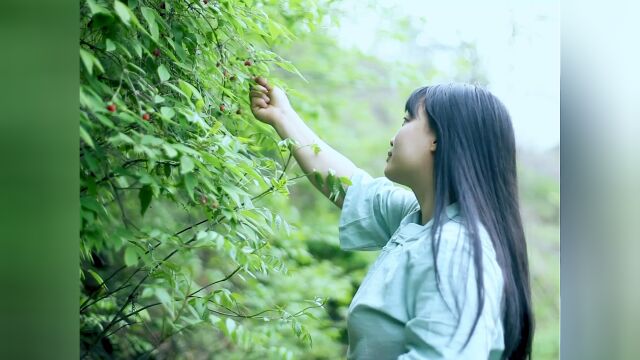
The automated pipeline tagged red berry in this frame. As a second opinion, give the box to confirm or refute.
[219,104,225,112]
[203,0,208,4]
[142,113,150,121]
[153,48,161,57]
[244,59,253,66]
[106,104,116,112]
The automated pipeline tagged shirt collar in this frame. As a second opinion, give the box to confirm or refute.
[401,202,461,234]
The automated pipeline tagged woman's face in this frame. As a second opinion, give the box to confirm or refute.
[384,103,437,188]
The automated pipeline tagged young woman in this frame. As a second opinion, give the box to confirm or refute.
[249,77,534,359]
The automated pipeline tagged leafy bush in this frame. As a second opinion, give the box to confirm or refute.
[79,0,345,358]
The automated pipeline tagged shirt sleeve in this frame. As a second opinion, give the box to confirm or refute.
[338,167,418,251]
[397,225,504,359]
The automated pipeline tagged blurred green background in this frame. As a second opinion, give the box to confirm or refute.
[268,1,559,358]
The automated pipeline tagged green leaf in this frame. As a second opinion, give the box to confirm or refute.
[180,155,194,174]
[160,106,175,119]
[311,143,321,155]
[140,6,159,41]
[183,173,197,201]
[157,64,170,82]
[113,0,131,26]
[275,60,308,83]
[105,38,116,52]
[132,41,142,58]
[86,0,110,16]
[164,82,188,99]
[162,143,177,158]
[195,99,205,111]
[79,125,95,148]
[178,80,192,98]
[79,49,104,75]
[124,246,138,267]
[139,185,153,216]
[87,269,105,289]
[339,176,353,186]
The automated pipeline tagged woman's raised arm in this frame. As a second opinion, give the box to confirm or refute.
[249,76,357,208]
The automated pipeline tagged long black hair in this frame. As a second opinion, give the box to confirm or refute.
[405,83,534,359]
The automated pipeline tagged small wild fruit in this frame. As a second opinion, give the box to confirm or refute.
[153,48,161,57]
[200,195,207,205]
[236,109,242,115]
[142,113,150,121]
[229,75,237,81]
[244,59,253,66]
[219,104,226,112]
[106,104,116,112]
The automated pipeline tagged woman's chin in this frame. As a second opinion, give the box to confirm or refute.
[383,163,392,178]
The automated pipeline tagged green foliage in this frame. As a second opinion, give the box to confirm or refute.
[79,0,344,358]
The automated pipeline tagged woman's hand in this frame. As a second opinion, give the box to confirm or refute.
[249,76,294,127]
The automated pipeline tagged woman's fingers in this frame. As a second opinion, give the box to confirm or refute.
[253,98,267,108]
[254,76,272,91]
[250,84,268,93]
[250,90,270,103]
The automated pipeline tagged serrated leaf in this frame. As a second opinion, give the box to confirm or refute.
[139,185,153,216]
[158,64,170,82]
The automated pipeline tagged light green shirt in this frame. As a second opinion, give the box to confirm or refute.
[339,168,505,359]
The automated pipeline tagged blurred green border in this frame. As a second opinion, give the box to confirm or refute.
[0,0,78,358]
